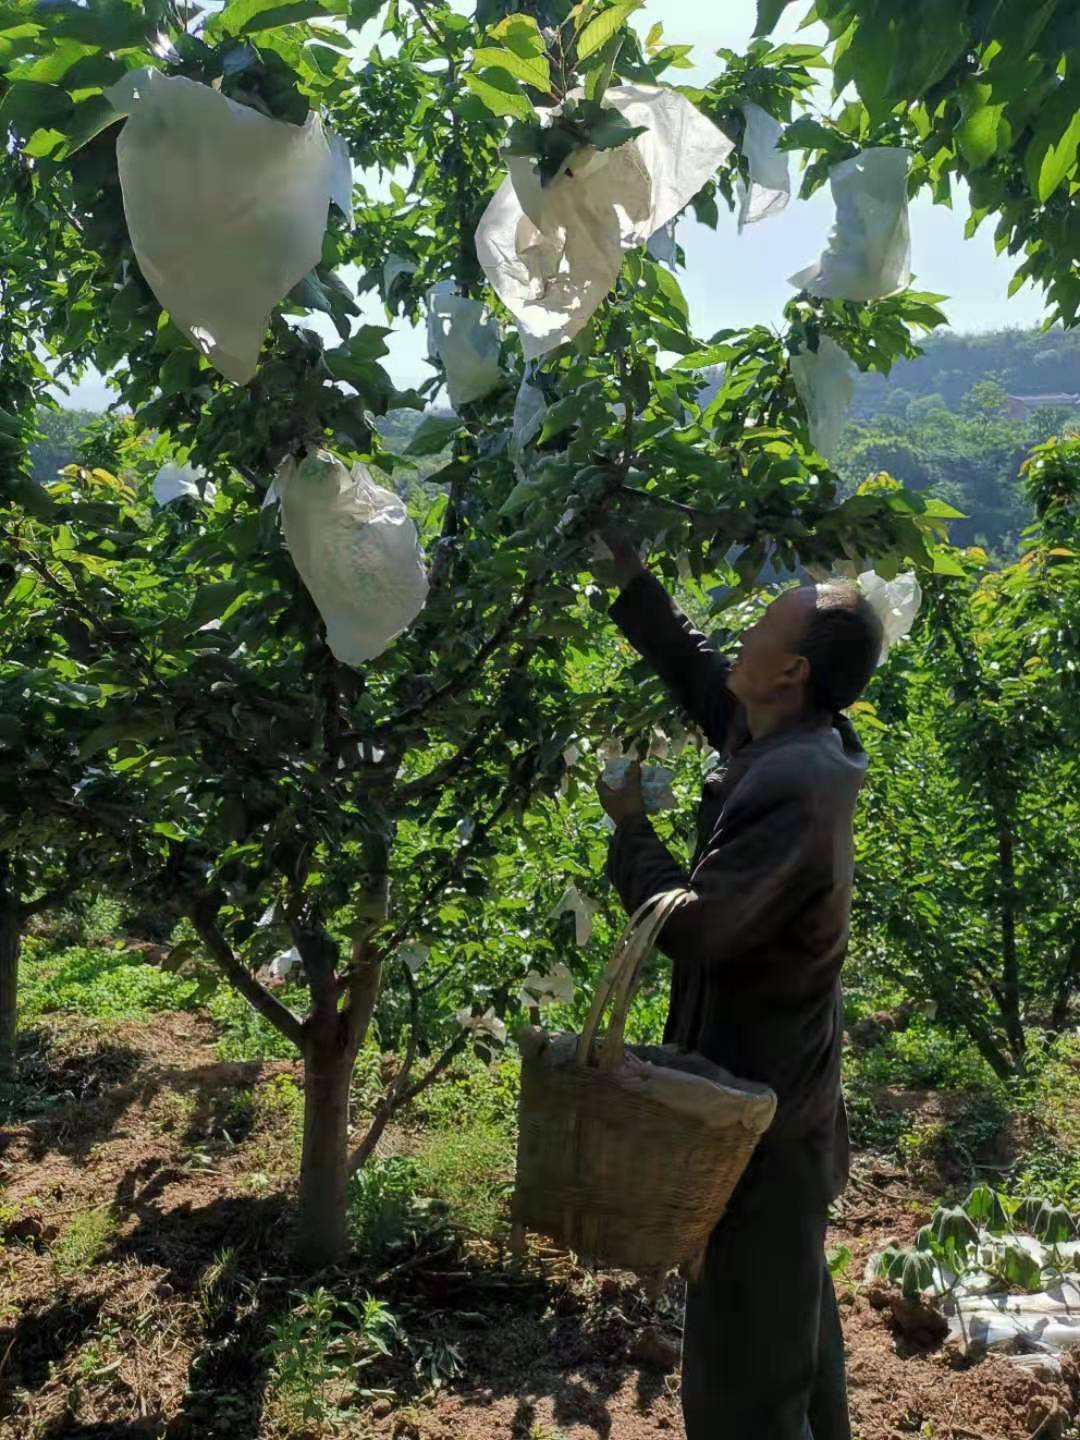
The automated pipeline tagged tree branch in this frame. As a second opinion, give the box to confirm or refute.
[189,897,305,1049]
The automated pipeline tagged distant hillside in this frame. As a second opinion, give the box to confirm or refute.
[853,326,1080,420]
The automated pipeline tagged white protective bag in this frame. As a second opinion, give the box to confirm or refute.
[646,218,679,267]
[105,68,352,385]
[602,758,676,813]
[511,363,549,459]
[857,570,923,662]
[152,461,213,506]
[790,147,913,302]
[425,280,504,410]
[789,336,856,464]
[476,84,733,359]
[737,102,790,231]
[276,450,429,666]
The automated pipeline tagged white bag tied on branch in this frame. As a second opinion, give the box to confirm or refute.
[476,84,732,359]
[857,569,923,662]
[425,280,504,410]
[646,218,678,267]
[790,147,913,302]
[456,1007,507,1046]
[789,335,856,464]
[550,884,599,946]
[519,960,576,1009]
[105,68,352,385]
[737,102,791,231]
[152,461,212,506]
[275,450,429,666]
[511,362,549,458]
[602,758,676,813]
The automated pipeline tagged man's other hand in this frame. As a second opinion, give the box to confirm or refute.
[591,526,646,591]
[597,760,645,826]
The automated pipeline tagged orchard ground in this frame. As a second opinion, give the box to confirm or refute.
[3,927,1080,1440]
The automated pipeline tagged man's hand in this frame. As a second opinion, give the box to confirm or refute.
[597,760,645,826]
[591,525,646,591]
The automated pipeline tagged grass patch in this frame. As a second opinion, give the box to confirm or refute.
[53,1207,116,1276]
[20,945,200,1026]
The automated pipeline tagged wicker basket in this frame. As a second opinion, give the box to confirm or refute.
[511,889,777,1285]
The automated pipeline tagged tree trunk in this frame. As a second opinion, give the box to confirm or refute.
[0,905,21,1086]
[997,825,1025,1062]
[297,1027,354,1270]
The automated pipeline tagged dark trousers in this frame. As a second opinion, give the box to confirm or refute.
[681,1143,851,1440]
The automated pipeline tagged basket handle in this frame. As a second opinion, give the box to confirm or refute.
[576,888,694,1071]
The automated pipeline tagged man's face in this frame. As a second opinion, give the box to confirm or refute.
[727,587,817,707]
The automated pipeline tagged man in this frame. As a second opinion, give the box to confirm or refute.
[594,532,884,1440]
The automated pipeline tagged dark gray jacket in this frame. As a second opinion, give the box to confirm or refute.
[607,573,864,1201]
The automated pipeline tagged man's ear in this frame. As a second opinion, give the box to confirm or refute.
[777,653,811,694]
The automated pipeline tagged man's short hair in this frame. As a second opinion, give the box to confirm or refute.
[798,582,884,712]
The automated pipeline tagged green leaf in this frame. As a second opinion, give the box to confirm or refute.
[189,579,246,628]
[79,718,158,762]
[220,0,336,35]
[462,68,535,122]
[957,90,1009,171]
[9,37,95,83]
[577,0,642,63]
[22,126,65,158]
[0,81,73,135]
[61,93,124,157]
[754,0,792,36]
[349,0,384,25]
[490,13,545,58]
[405,415,462,456]
[472,45,550,94]
[674,343,738,370]
[1029,100,1080,204]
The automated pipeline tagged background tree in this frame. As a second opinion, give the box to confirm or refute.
[853,436,1080,1077]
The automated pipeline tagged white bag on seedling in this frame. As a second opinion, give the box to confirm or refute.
[276,450,428,666]
[737,102,790,231]
[152,461,213,506]
[476,84,732,358]
[857,570,922,661]
[790,147,912,302]
[105,68,351,385]
[790,336,856,464]
[425,281,503,409]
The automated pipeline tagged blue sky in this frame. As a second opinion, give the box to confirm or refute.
[60,0,1048,409]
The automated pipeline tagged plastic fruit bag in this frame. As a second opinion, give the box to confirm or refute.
[476,84,732,358]
[275,450,428,666]
[857,570,923,662]
[425,281,504,409]
[790,147,912,301]
[789,336,856,464]
[602,758,676,813]
[105,68,351,385]
[737,102,790,231]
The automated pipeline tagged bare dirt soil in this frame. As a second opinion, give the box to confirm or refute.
[1,1013,1076,1440]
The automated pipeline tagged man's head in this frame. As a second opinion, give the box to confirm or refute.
[728,582,884,718]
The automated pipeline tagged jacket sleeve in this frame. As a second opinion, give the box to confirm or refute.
[607,776,831,972]
[609,572,741,753]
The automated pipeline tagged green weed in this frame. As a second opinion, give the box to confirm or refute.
[53,1207,116,1276]
[264,1286,400,1429]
